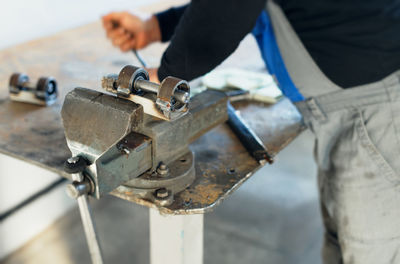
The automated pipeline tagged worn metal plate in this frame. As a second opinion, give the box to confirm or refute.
[0,22,304,215]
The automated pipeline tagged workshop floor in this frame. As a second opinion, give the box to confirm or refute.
[2,130,323,264]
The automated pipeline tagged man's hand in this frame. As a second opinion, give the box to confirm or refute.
[102,12,161,52]
[147,68,160,83]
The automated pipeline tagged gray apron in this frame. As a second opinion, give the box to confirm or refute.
[267,1,400,263]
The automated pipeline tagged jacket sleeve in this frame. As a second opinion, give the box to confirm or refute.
[155,5,188,42]
[158,0,266,81]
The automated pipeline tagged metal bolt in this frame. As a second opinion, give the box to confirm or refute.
[122,147,130,155]
[66,183,81,199]
[117,142,131,155]
[72,173,84,182]
[174,90,190,104]
[117,86,131,97]
[66,180,91,199]
[67,156,80,164]
[156,162,169,175]
[134,79,189,104]
[155,188,169,199]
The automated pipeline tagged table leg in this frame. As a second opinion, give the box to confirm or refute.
[149,208,204,264]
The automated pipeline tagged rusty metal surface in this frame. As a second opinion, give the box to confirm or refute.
[235,99,305,156]
[111,98,305,215]
[0,99,70,176]
[0,22,304,214]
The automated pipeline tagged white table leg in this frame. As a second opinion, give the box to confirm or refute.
[150,208,204,264]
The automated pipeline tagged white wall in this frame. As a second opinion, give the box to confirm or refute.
[0,0,159,50]
[0,0,159,259]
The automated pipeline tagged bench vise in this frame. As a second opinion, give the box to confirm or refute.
[61,65,228,205]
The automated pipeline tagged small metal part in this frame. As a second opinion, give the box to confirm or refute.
[9,73,29,94]
[66,179,92,199]
[122,147,130,155]
[64,156,88,174]
[66,183,81,199]
[119,65,189,104]
[156,76,190,116]
[174,90,190,104]
[116,140,132,155]
[135,79,159,94]
[8,73,58,106]
[118,65,149,96]
[155,188,169,199]
[154,188,173,206]
[102,65,190,120]
[156,162,169,176]
[227,102,274,164]
[101,74,118,93]
[36,77,58,101]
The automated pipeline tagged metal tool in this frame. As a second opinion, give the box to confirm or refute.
[62,65,227,200]
[227,102,273,164]
[65,156,103,264]
[102,65,190,120]
[9,73,58,105]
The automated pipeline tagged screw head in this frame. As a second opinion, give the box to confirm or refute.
[64,156,88,174]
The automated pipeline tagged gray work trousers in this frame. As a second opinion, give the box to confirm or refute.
[267,1,400,263]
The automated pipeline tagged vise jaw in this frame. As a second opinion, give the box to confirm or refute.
[61,88,151,199]
[61,70,227,204]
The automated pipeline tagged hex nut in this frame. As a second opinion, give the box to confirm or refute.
[155,188,169,199]
[156,162,169,176]
[153,188,174,207]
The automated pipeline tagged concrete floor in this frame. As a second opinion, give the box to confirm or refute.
[2,130,323,264]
